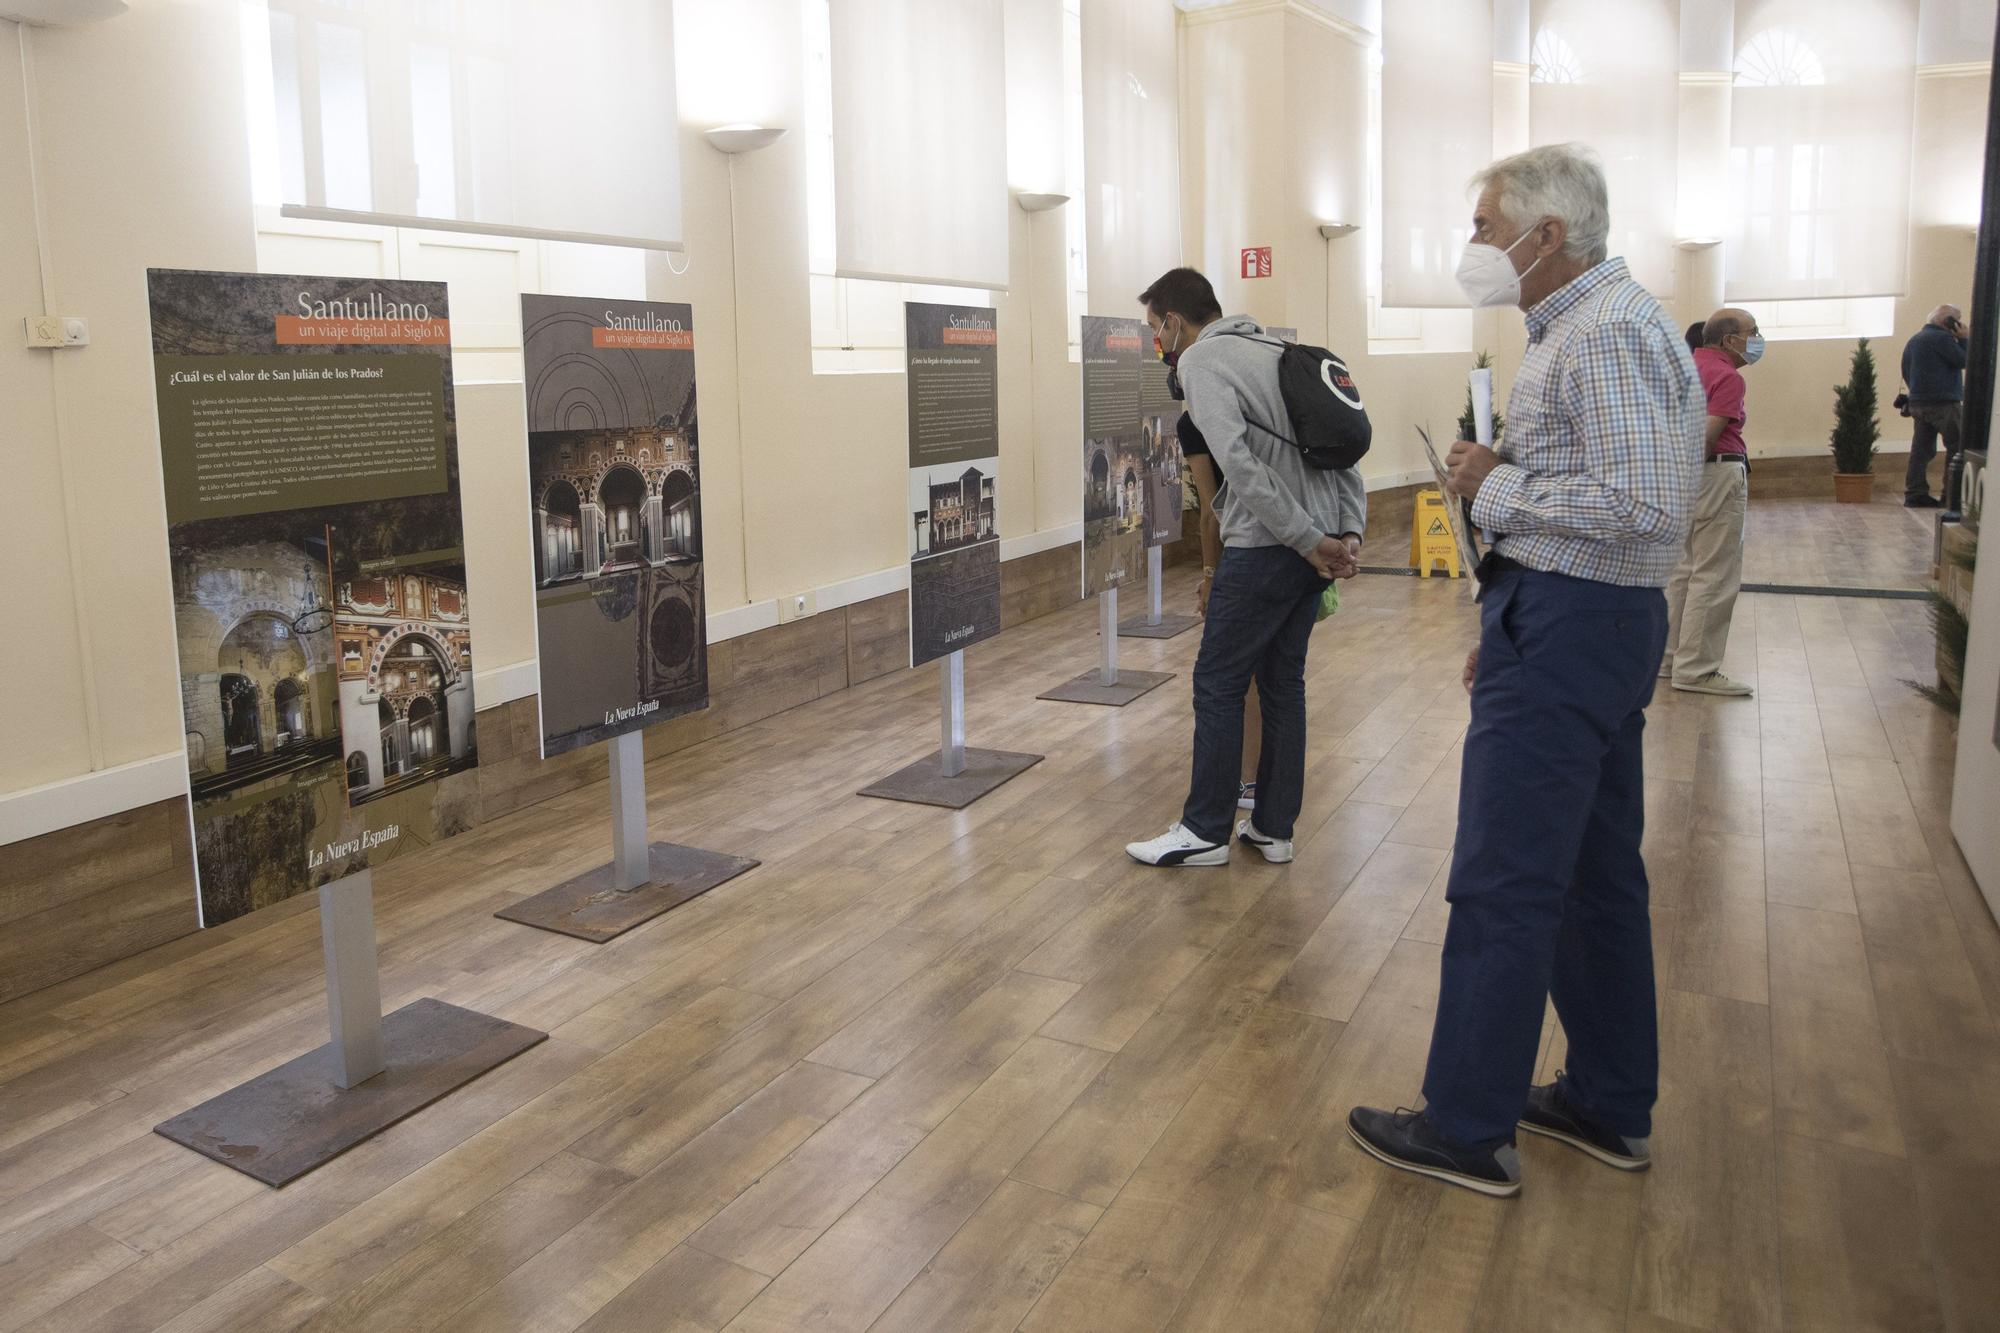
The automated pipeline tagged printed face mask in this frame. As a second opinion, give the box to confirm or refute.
[1455,226,1543,309]
[1154,317,1183,367]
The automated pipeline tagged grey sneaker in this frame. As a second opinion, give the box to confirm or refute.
[1672,670,1753,697]
[1347,1106,1522,1198]
[1517,1073,1651,1171]
[1235,819,1293,864]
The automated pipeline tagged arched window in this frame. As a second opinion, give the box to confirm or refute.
[1733,28,1826,88]
[1528,28,1583,85]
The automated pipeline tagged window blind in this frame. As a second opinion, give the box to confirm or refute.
[264,0,684,251]
[1379,0,1493,308]
[1081,0,1180,315]
[1724,0,1918,301]
[1528,0,1679,296]
[830,0,1010,290]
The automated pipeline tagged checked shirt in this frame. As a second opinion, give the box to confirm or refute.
[1470,258,1704,588]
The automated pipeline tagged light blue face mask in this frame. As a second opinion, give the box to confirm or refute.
[1739,333,1765,365]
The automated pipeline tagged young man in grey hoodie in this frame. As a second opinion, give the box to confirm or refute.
[1125,268,1365,867]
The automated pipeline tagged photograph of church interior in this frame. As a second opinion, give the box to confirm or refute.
[909,456,999,560]
[530,423,703,589]
[333,567,476,805]
[171,533,342,801]
[6,0,2000,1329]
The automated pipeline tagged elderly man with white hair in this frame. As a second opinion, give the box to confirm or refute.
[1348,144,1702,1197]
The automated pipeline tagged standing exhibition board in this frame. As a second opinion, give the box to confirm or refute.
[1040,315,1180,704]
[146,269,541,1186]
[861,303,1040,808]
[1079,315,1151,597]
[148,269,482,928]
[519,296,709,756]
[904,301,1003,667]
[498,296,757,942]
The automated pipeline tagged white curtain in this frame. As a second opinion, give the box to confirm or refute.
[1004,0,1065,195]
[831,0,1010,289]
[1380,0,1493,307]
[1528,0,1679,296]
[264,0,683,250]
[1724,0,1919,301]
[1082,0,1180,315]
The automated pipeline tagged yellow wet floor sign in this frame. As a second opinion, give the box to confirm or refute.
[1410,489,1462,578]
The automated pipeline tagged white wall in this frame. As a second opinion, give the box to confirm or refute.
[1,1,257,803]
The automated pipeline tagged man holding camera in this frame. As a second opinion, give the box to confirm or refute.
[1901,303,1968,509]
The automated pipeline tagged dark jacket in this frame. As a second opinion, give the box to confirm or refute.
[1902,323,1967,406]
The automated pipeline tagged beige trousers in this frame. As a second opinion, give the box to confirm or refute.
[1664,461,1748,681]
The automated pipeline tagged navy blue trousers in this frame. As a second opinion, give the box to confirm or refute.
[1421,564,1667,1148]
[1181,544,1327,844]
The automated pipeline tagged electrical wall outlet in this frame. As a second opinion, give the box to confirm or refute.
[24,315,87,349]
[777,590,817,623]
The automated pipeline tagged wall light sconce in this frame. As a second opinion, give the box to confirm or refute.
[1675,236,1722,250]
[704,124,787,154]
[1015,192,1071,213]
[1317,223,1359,240]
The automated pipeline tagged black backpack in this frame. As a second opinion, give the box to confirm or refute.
[1215,332,1371,470]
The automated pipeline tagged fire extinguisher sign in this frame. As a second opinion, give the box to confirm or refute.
[1240,246,1272,279]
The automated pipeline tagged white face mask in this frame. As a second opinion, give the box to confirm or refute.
[1456,226,1544,309]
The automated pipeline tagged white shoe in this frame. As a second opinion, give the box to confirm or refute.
[1125,823,1229,867]
[1237,781,1257,811]
[1236,819,1293,864]
[1671,670,1753,698]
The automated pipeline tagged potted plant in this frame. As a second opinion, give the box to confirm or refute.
[1830,337,1880,503]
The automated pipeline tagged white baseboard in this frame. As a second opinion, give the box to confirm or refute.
[0,752,189,848]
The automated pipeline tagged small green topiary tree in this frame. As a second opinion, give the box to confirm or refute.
[1830,338,1880,474]
[1457,350,1504,446]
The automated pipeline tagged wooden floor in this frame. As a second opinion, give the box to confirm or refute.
[1743,493,1942,591]
[3,503,1995,1332]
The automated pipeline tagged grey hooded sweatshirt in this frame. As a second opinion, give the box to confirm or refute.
[1176,315,1367,557]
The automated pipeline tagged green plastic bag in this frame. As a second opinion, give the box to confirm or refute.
[1315,580,1340,623]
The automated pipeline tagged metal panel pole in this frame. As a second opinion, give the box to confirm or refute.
[1099,587,1119,686]
[608,731,649,891]
[940,650,966,778]
[1147,544,1164,625]
[318,870,385,1089]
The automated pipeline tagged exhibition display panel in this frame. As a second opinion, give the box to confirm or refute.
[1039,314,1179,705]
[497,296,757,941]
[145,269,542,1185]
[861,302,1040,807]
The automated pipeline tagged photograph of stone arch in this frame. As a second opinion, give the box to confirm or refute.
[173,531,343,801]
[332,561,478,806]
[1141,412,1186,546]
[908,456,998,561]
[522,294,710,757]
[1082,433,1147,592]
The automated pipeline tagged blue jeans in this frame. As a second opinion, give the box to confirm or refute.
[1181,544,1327,844]
[1421,564,1667,1148]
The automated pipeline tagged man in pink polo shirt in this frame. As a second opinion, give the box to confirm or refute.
[1664,307,1760,697]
